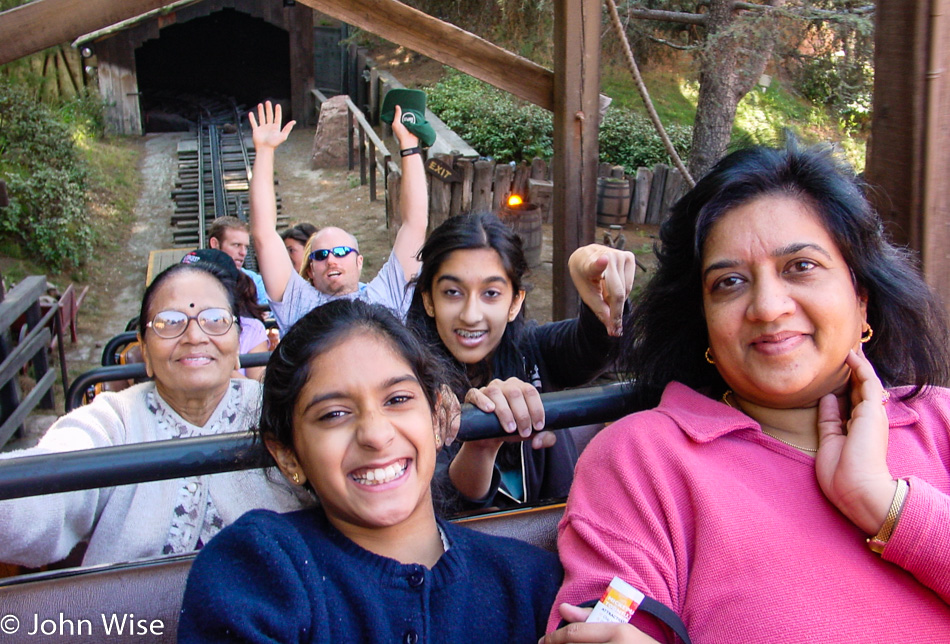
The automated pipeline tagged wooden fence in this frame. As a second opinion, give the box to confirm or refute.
[0,276,68,447]
[386,154,686,233]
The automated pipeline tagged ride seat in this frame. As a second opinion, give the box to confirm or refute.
[0,504,565,643]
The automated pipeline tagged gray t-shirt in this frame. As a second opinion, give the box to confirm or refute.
[269,249,413,333]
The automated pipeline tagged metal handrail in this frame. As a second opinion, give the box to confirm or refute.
[0,382,636,501]
[66,352,273,412]
[100,331,139,366]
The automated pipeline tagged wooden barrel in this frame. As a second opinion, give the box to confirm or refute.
[596,177,632,227]
[499,203,543,267]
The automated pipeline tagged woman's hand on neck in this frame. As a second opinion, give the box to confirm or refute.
[155,381,231,427]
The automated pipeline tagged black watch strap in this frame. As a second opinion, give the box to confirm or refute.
[400,147,422,157]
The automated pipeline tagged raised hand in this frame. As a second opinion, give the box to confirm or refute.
[391,105,420,151]
[568,245,637,337]
[249,101,296,152]
[815,348,898,535]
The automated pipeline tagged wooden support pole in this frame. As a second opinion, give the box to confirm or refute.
[865,0,950,312]
[552,0,601,320]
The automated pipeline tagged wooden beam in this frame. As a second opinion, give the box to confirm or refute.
[551,0,601,320]
[865,0,950,311]
[295,0,555,111]
[0,0,181,66]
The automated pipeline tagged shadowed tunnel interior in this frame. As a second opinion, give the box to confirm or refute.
[135,8,291,131]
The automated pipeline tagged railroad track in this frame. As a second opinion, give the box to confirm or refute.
[170,99,288,269]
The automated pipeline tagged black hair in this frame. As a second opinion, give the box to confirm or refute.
[138,263,240,334]
[619,138,950,407]
[406,211,530,391]
[279,222,318,246]
[259,299,452,453]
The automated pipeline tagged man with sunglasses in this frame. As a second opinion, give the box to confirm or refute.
[302,228,364,297]
[248,100,428,333]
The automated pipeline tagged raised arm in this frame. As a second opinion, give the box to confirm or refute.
[390,105,427,282]
[248,101,296,302]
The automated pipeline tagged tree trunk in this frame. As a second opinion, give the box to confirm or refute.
[688,0,786,178]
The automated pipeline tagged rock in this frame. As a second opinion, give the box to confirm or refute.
[310,95,356,169]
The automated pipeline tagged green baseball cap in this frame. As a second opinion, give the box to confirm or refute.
[380,89,437,148]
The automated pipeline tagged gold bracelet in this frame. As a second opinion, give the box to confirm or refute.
[867,478,909,554]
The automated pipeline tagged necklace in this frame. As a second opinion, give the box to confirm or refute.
[720,390,818,453]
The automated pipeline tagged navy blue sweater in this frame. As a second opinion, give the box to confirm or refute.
[178,507,562,643]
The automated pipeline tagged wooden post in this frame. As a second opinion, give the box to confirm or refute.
[530,157,549,180]
[429,153,453,230]
[456,158,474,214]
[865,0,950,311]
[368,140,377,201]
[661,168,683,223]
[528,178,555,223]
[492,163,514,212]
[634,167,652,225]
[512,162,530,197]
[645,164,669,225]
[472,160,494,213]
[552,0,600,320]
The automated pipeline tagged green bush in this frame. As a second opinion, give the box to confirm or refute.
[0,82,95,270]
[599,109,692,174]
[426,71,553,163]
[427,70,691,170]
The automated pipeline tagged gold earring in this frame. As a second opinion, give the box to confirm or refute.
[434,432,442,449]
[861,325,873,343]
[292,472,300,484]
[705,348,715,364]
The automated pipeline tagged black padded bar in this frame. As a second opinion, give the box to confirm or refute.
[66,352,274,412]
[0,382,634,500]
[100,331,139,366]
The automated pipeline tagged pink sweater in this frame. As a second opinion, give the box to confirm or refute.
[550,382,950,643]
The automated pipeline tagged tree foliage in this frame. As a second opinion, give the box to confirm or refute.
[0,81,101,270]
[610,0,875,175]
[426,69,691,170]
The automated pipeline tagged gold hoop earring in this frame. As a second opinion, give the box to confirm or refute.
[292,472,300,484]
[705,348,715,364]
[860,325,873,343]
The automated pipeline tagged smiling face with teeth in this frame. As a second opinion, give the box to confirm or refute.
[422,248,525,367]
[140,270,240,417]
[286,331,439,536]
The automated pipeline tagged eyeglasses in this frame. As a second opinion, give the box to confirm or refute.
[309,246,357,262]
[146,308,235,339]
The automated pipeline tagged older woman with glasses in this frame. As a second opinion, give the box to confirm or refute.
[0,263,307,569]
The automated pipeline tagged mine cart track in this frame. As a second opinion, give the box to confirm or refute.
[170,99,288,270]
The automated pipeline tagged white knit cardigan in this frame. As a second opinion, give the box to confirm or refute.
[0,380,305,567]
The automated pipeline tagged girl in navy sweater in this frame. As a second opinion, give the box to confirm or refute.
[178,299,561,643]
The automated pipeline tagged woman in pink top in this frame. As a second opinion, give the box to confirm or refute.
[544,140,950,643]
